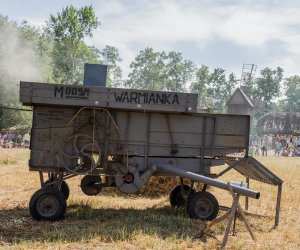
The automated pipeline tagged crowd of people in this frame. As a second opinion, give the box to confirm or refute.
[250,133,300,157]
[0,131,30,148]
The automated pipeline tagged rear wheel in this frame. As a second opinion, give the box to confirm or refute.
[169,184,195,208]
[187,191,219,220]
[29,187,66,221]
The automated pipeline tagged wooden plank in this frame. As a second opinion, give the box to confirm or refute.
[20,81,198,113]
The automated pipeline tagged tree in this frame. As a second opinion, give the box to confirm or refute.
[47,5,100,84]
[190,65,211,106]
[253,67,283,109]
[100,45,123,87]
[0,104,32,131]
[190,66,237,111]
[126,48,195,92]
[126,48,166,90]
[284,75,300,112]
[163,51,195,92]
[226,73,238,100]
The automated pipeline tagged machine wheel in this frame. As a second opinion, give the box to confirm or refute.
[80,175,102,196]
[44,180,70,200]
[187,191,219,220]
[29,187,67,221]
[169,184,195,208]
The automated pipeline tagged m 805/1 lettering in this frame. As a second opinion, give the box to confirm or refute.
[54,86,90,99]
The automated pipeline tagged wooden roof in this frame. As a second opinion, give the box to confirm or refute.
[226,88,254,107]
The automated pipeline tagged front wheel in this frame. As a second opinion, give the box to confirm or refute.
[187,191,219,220]
[29,187,66,221]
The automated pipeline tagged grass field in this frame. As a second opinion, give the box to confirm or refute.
[0,148,299,249]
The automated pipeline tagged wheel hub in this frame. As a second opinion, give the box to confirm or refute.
[123,172,134,184]
[195,198,212,216]
[37,195,59,217]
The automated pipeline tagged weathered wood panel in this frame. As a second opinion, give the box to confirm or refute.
[20,81,198,113]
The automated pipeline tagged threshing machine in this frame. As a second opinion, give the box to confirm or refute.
[19,65,282,223]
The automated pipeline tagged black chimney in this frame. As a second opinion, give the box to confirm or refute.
[83,63,107,87]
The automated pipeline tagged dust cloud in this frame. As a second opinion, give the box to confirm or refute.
[0,20,43,102]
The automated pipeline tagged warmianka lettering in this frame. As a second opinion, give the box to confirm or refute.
[114,91,179,105]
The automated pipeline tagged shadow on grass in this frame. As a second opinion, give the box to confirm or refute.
[0,203,208,244]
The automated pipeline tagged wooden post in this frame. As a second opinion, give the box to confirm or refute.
[228,183,256,242]
[200,182,256,249]
[245,177,249,210]
[275,183,282,227]
[39,171,44,187]
[221,194,240,249]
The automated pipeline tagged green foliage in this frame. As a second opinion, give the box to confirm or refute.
[253,67,283,108]
[126,48,167,90]
[163,51,195,92]
[0,105,32,131]
[101,45,123,87]
[47,5,100,84]
[190,65,210,106]
[284,75,300,112]
[126,48,195,92]
[191,66,237,112]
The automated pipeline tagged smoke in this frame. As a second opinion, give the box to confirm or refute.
[0,19,43,103]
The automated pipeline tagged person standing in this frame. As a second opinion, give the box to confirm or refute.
[274,141,281,156]
[262,137,269,157]
[288,137,294,156]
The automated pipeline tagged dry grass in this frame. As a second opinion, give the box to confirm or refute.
[0,148,299,249]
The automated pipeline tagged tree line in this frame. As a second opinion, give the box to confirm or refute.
[0,5,299,131]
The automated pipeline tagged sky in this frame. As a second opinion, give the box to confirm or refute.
[1,0,300,79]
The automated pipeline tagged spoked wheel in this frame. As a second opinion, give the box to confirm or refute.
[169,184,195,208]
[187,191,219,220]
[44,180,70,200]
[29,187,67,221]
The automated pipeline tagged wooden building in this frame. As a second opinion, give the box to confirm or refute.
[226,87,254,116]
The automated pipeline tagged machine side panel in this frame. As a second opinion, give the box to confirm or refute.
[29,106,78,170]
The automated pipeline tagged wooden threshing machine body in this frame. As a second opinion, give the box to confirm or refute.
[20,81,283,222]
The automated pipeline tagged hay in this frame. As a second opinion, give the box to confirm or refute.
[139,176,178,197]
[139,176,205,197]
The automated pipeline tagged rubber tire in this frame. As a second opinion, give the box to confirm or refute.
[44,180,70,200]
[187,191,219,220]
[80,175,102,196]
[169,184,195,208]
[29,187,67,221]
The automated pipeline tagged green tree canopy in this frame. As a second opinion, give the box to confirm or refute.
[190,65,210,106]
[46,5,100,84]
[284,75,300,112]
[190,66,236,112]
[101,45,123,87]
[126,48,195,92]
[253,67,283,108]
